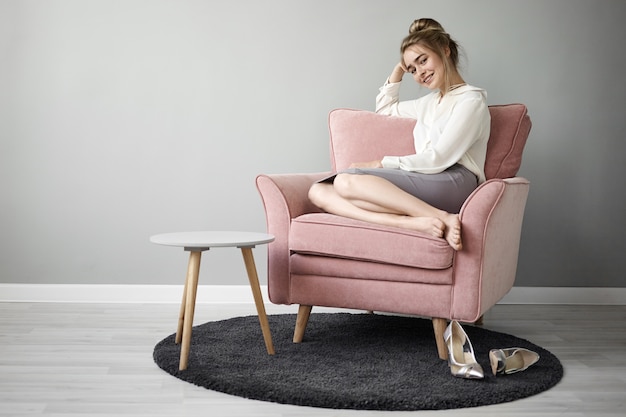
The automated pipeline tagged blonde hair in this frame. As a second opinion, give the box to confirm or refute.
[401,18,461,93]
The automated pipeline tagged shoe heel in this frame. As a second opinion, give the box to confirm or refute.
[444,321,484,380]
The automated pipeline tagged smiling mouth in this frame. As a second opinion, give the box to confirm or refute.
[423,74,433,84]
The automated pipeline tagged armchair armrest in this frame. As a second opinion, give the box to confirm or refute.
[256,172,330,304]
[452,177,530,320]
[256,172,329,222]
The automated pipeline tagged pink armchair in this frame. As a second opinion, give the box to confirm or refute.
[256,104,531,360]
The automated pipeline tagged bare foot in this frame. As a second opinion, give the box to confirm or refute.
[442,213,462,251]
[401,216,445,238]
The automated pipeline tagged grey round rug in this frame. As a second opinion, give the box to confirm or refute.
[153,313,563,410]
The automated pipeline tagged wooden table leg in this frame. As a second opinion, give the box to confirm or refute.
[240,247,275,355]
[179,251,202,370]
[175,270,189,345]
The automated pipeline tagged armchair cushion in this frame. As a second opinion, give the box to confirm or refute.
[329,110,416,172]
[290,213,453,270]
[484,104,531,179]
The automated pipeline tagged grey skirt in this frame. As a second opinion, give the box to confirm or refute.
[318,164,478,214]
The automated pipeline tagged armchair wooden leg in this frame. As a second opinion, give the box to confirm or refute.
[474,315,484,326]
[293,305,312,343]
[432,318,449,360]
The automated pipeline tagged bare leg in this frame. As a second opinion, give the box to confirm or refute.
[309,182,447,238]
[309,173,462,250]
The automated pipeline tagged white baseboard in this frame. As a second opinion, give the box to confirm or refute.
[0,284,625,305]
[0,284,259,304]
[498,286,626,305]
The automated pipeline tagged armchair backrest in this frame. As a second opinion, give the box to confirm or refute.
[328,104,531,180]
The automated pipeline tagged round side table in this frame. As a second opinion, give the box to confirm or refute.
[150,231,275,370]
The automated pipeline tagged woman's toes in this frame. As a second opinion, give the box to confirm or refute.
[443,214,462,250]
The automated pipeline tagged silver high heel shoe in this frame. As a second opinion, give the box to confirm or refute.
[489,348,540,375]
[443,321,484,379]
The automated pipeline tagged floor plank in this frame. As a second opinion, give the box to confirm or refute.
[0,302,624,416]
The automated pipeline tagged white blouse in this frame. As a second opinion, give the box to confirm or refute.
[375,82,491,183]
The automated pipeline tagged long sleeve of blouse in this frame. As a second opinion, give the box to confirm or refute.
[375,81,491,183]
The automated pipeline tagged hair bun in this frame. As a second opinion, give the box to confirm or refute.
[409,18,445,34]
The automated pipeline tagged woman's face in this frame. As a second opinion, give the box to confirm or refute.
[403,43,447,91]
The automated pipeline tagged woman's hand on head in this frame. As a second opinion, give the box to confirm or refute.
[389,62,408,83]
[350,160,383,169]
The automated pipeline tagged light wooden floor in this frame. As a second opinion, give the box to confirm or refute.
[0,302,625,417]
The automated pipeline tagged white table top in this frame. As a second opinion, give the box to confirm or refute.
[150,231,274,249]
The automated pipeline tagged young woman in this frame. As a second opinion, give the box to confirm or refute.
[308,18,490,251]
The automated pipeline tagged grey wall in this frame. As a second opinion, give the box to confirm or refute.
[1,0,624,287]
